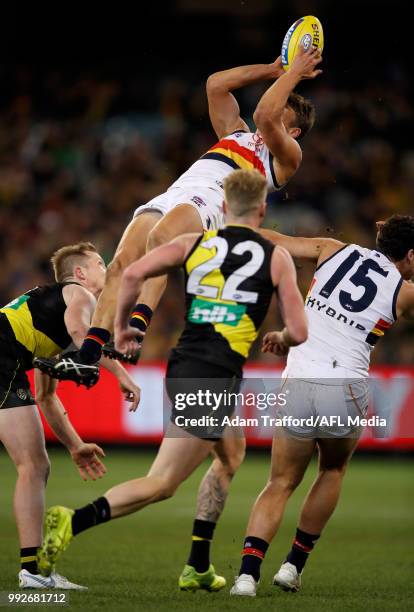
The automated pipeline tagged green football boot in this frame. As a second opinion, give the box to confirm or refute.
[178,564,226,592]
[38,506,74,576]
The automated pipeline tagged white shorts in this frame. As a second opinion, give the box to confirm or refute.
[277,378,369,438]
[133,185,224,231]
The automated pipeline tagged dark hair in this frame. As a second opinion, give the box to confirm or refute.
[376,215,414,260]
[287,92,315,140]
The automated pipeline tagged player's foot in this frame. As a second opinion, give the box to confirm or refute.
[19,570,54,589]
[38,506,74,577]
[230,574,257,597]
[18,569,87,590]
[178,564,226,592]
[273,561,301,592]
[102,341,141,365]
[50,572,88,591]
[33,353,99,388]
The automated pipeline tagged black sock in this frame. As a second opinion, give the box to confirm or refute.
[238,536,269,582]
[285,527,320,573]
[79,327,110,364]
[129,304,153,333]
[187,519,216,573]
[72,497,111,536]
[21,547,39,574]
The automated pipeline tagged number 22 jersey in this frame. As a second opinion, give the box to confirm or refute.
[285,244,403,379]
[173,225,276,376]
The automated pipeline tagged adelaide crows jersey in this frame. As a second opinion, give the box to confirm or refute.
[0,283,75,369]
[171,130,280,194]
[174,225,276,375]
[285,244,403,378]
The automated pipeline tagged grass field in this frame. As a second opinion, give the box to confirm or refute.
[0,448,413,611]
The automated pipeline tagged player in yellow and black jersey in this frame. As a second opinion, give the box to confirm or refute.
[173,224,276,377]
[0,243,140,590]
[38,170,308,593]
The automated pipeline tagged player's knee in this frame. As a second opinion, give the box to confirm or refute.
[106,250,134,280]
[218,444,246,477]
[153,478,177,501]
[17,455,51,483]
[146,223,171,252]
[269,472,303,494]
[319,461,348,475]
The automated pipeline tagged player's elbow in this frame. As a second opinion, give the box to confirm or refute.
[206,73,222,93]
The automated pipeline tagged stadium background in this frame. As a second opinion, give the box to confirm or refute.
[0,3,413,609]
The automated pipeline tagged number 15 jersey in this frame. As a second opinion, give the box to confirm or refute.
[286,244,403,379]
[173,225,276,376]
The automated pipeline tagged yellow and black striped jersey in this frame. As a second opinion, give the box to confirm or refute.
[174,225,276,375]
[0,283,75,369]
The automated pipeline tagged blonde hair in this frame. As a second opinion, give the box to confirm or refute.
[223,169,267,217]
[50,242,98,282]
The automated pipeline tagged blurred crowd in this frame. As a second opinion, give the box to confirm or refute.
[0,61,413,365]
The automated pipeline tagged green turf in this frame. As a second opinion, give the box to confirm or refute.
[0,449,413,611]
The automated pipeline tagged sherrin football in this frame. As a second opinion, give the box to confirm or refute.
[281,16,324,71]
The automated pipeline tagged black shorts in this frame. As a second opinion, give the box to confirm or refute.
[0,314,34,409]
[166,351,241,439]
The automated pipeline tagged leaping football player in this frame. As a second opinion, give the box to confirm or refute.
[42,44,321,376]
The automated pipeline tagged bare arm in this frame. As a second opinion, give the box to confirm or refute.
[63,285,141,408]
[206,58,284,139]
[34,369,106,480]
[63,285,96,349]
[396,281,414,320]
[114,234,200,354]
[270,246,308,347]
[253,46,322,183]
[260,228,345,265]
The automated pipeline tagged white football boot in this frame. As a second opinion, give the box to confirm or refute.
[19,570,54,589]
[230,573,258,597]
[19,569,87,590]
[273,561,301,592]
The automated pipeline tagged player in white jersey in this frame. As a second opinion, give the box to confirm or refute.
[231,214,414,597]
[47,44,321,373]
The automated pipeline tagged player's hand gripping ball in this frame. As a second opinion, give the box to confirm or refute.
[281,15,324,71]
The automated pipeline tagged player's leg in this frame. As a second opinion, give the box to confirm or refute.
[38,425,215,575]
[0,405,50,578]
[127,203,203,337]
[104,426,213,517]
[179,431,246,590]
[231,434,315,595]
[274,435,360,591]
[79,212,161,363]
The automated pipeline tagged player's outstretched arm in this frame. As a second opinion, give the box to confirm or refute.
[262,247,307,357]
[270,246,308,347]
[34,369,106,481]
[260,228,345,264]
[206,58,284,139]
[114,234,200,355]
[253,46,322,182]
